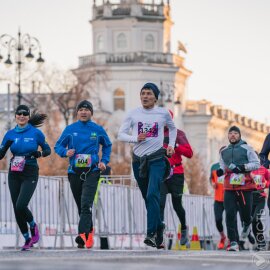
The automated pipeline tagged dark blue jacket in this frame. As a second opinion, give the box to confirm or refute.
[54,120,112,174]
[0,124,51,166]
[259,133,270,168]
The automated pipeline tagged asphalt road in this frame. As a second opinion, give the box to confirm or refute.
[0,250,269,270]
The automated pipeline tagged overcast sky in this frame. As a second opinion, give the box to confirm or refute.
[0,0,269,123]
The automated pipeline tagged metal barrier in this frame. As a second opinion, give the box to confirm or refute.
[0,171,269,249]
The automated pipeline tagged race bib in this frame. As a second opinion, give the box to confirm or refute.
[229,173,245,186]
[253,175,263,186]
[217,175,225,184]
[138,122,158,137]
[11,156,26,172]
[75,154,92,168]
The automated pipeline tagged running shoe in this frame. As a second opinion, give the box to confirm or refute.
[30,224,40,244]
[144,233,157,247]
[75,235,85,248]
[180,226,189,245]
[226,241,239,252]
[217,236,226,250]
[156,222,165,248]
[21,238,33,251]
[241,223,251,239]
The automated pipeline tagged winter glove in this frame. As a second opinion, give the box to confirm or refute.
[232,165,246,174]
[28,151,42,159]
[0,140,14,160]
[216,169,224,177]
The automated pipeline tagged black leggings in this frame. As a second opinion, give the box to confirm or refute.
[8,165,38,234]
[160,174,186,230]
[214,201,225,233]
[68,171,100,234]
[224,190,252,243]
[252,192,266,245]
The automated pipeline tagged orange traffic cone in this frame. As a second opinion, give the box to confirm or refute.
[190,226,201,250]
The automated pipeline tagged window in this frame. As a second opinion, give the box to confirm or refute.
[145,34,154,50]
[113,88,125,111]
[97,35,104,51]
[117,33,127,49]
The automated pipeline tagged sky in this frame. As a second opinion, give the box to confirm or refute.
[0,0,269,123]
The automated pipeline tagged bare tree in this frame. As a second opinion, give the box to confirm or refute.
[183,152,210,195]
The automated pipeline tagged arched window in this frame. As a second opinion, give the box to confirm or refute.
[97,35,104,51]
[145,34,155,50]
[113,88,125,111]
[117,33,127,49]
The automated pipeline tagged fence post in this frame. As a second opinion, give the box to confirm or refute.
[59,177,65,249]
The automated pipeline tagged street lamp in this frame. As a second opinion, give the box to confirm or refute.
[0,29,45,106]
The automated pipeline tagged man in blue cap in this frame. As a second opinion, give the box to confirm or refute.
[118,82,177,248]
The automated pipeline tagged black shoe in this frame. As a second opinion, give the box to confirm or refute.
[144,233,157,247]
[241,223,251,239]
[75,235,85,248]
[238,240,248,251]
[255,244,266,251]
[248,234,255,245]
[156,223,165,248]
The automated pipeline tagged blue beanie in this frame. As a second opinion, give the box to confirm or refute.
[141,82,160,100]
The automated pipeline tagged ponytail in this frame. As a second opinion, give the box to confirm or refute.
[29,110,47,127]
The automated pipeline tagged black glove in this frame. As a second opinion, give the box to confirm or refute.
[232,165,246,174]
[28,151,42,159]
[216,169,224,177]
[0,140,14,160]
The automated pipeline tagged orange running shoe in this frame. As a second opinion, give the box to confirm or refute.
[217,236,226,250]
[85,229,94,249]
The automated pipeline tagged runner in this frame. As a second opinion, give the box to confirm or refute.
[0,105,51,251]
[118,82,176,248]
[250,163,270,251]
[55,100,112,249]
[160,110,193,248]
[217,126,260,251]
[210,147,227,250]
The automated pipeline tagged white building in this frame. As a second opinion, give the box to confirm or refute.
[74,0,269,173]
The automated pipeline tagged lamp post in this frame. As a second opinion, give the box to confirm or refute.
[0,29,45,106]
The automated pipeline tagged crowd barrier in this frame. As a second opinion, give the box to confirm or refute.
[0,171,269,249]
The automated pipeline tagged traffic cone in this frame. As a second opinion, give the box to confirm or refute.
[189,226,201,250]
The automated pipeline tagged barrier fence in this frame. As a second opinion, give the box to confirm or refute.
[0,171,269,249]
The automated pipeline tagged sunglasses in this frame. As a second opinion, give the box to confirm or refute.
[16,111,29,116]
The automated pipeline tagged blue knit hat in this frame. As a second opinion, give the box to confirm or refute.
[141,82,160,100]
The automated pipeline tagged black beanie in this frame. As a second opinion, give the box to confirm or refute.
[76,100,93,114]
[15,105,30,115]
[141,82,160,100]
[228,126,241,135]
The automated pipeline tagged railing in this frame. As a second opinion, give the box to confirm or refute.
[79,52,174,67]
[1,171,269,249]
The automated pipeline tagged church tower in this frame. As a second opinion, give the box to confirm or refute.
[76,0,191,128]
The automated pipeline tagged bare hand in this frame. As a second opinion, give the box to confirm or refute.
[98,162,106,171]
[66,149,75,157]
[212,183,217,189]
[166,146,175,157]
[138,133,147,142]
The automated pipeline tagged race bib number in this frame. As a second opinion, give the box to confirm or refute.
[217,175,225,184]
[138,122,158,137]
[11,156,26,172]
[229,173,245,186]
[253,175,263,186]
[75,154,92,168]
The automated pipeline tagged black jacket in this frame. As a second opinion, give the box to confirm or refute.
[259,133,270,168]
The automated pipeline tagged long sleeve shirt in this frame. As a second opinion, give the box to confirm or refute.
[118,106,177,157]
[54,120,112,174]
[259,133,270,168]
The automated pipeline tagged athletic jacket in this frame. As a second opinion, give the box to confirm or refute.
[259,133,270,169]
[251,166,270,197]
[0,124,51,166]
[220,140,260,190]
[54,120,112,174]
[210,162,224,202]
[163,128,193,174]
